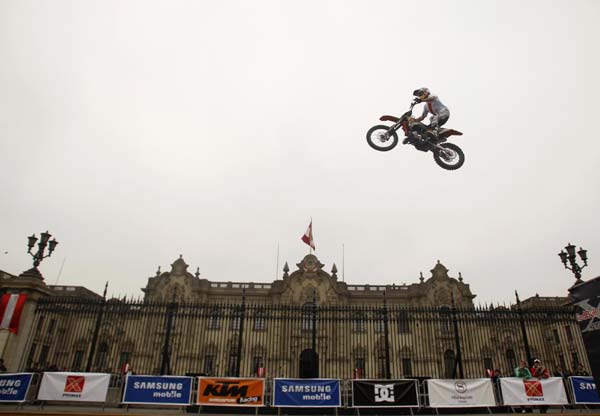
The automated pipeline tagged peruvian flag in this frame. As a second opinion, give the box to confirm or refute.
[301,220,315,250]
[0,294,27,334]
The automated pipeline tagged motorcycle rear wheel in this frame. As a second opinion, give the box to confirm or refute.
[366,125,399,152]
[433,143,465,170]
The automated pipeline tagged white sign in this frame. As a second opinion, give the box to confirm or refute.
[37,372,110,402]
[427,378,496,407]
[500,377,568,405]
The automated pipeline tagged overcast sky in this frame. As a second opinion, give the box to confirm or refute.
[1,0,599,305]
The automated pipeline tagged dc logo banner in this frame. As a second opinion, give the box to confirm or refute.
[123,375,193,405]
[570,376,600,404]
[352,379,419,408]
[0,373,34,402]
[273,379,341,407]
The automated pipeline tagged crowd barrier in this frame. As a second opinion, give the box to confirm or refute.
[0,372,598,409]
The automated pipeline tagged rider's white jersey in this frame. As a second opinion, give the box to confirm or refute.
[421,95,448,116]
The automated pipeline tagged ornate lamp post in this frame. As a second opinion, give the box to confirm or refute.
[21,231,58,279]
[558,243,588,284]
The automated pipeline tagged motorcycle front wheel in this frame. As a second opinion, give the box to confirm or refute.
[433,143,465,170]
[366,125,399,152]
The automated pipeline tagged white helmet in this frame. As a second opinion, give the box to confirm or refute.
[413,87,430,99]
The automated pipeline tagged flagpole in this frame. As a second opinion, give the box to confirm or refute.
[276,243,280,280]
[342,244,345,282]
[310,217,313,255]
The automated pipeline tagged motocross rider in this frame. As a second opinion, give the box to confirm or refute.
[411,88,450,138]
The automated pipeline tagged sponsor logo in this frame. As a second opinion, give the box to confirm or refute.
[199,378,264,405]
[64,376,85,393]
[454,381,467,394]
[132,381,185,399]
[578,382,597,390]
[524,380,543,397]
[203,381,248,397]
[575,298,600,333]
[374,384,394,402]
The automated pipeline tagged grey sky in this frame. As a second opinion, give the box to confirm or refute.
[1,0,599,304]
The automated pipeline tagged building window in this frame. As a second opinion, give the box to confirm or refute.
[47,319,56,335]
[208,310,221,329]
[36,316,45,332]
[375,310,386,333]
[203,354,215,375]
[571,352,579,368]
[27,343,37,370]
[506,349,517,373]
[397,311,410,334]
[484,357,493,371]
[95,342,109,371]
[565,325,574,342]
[439,307,452,332]
[301,302,315,332]
[39,345,50,367]
[254,311,266,331]
[230,313,241,331]
[553,329,560,344]
[402,358,412,377]
[252,356,263,373]
[377,356,386,378]
[353,314,366,333]
[444,350,455,378]
[227,351,239,376]
[72,350,84,371]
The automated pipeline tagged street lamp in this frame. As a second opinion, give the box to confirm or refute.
[26,231,58,269]
[558,243,588,284]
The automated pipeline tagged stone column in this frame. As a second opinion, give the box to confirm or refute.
[0,268,53,372]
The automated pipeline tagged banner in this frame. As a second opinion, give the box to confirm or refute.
[500,377,568,405]
[351,379,418,408]
[569,276,600,397]
[570,376,600,404]
[197,377,265,406]
[427,379,496,407]
[122,375,192,405]
[273,379,340,407]
[37,372,110,402]
[0,373,34,402]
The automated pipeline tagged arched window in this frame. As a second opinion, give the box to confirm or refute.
[439,306,452,332]
[506,349,517,373]
[397,310,410,333]
[208,309,221,329]
[95,342,109,371]
[444,349,455,378]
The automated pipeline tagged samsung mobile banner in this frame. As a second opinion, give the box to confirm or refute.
[122,375,193,405]
[500,377,568,405]
[427,379,496,407]
[351,379,419,407]
[37,372,110,402]
[273,379,341,407]
[0,373,34,402]
[197,377,265,406]
[570,376,600,404]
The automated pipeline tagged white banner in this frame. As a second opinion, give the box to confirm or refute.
[37,372,110,402]
[427,378,496,407]
[500,377,568,405]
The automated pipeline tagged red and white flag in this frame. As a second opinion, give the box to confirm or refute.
[301,220,315,250]
[0,293,27,334]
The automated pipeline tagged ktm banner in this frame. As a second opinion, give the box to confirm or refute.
[569,276,600,397]
[197,377,265,406]
[500,377,568,405]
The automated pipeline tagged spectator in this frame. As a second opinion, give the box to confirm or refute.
[515,360,532,379]
[553,365,570,378]
[0,359,7,372]
[573,364,589,376]
[530,359,550,379]
[492,369,502,384]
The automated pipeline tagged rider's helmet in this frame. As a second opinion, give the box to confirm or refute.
[413,87,430,100]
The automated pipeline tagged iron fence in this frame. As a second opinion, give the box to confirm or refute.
[19,297,588,380]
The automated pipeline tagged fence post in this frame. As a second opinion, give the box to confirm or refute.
[85,282,108,372]
[515,291,533,366]
[451,291,464,379]
[235,288,246,377]
[383,293,391,379]
[312,290,317,352]
[160,295,177,375]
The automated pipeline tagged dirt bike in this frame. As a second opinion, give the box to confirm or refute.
[366,101,465,170]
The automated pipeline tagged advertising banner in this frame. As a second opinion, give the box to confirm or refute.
[122,375,193,405]
[273,378,341,407]
[570,376,600,404]
[0,373,34,402]
[500,377,568,405]
[569,276,600,396]
[351,379,419,407]
[427,378,496,408]
[37,372,110,402]
[197,377,265,406]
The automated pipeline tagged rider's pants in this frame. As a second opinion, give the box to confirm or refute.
[430,108,450,128]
